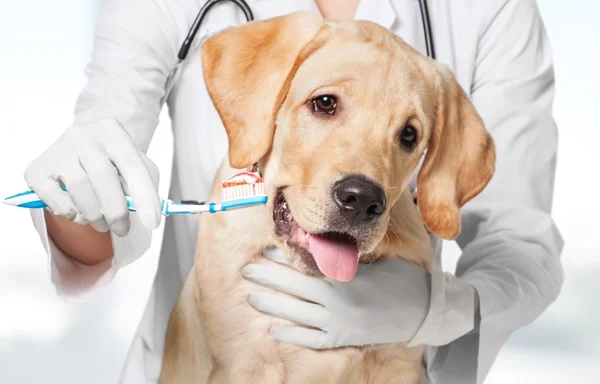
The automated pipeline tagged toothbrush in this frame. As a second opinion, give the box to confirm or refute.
[3,171,267,216]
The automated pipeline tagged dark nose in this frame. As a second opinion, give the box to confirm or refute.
[332,175,386,223]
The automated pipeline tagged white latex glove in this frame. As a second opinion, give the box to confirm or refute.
[242,248,429,349]
[243,248,477,349]
[24,119,161,236]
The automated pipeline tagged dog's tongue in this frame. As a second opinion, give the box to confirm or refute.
[308,234,359,282]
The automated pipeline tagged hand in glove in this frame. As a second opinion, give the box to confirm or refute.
[24,119,161,236]
[242,248,476,349]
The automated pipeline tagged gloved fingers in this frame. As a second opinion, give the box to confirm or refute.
[100,127,161,231]
[242,263,332,305]
[247,292,327,329]
[75,144,131,236]
[140,152,160,189]
[357,258,426,278]
[25,172,78,220]
[59,158,110,233]
[118,154,159,198]
[119,175,130,196]
[262,247,292,266]
[269,325,330,350]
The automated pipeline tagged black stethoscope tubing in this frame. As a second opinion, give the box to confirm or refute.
[178,0,255,61]
[417,0,435,59]
[177,0,435,61]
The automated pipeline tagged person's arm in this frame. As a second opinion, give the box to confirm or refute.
[45,212,113,266]
[426,0,564,382]
[28,0,195,299]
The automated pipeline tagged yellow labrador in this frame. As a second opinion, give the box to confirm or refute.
[159,11,495,384]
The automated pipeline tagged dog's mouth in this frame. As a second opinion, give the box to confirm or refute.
[273,191,360,282]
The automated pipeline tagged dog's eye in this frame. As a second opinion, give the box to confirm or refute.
[399,125,418,149]
[311,95,337,115]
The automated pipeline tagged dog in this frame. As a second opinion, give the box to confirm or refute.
[158,11,495,384]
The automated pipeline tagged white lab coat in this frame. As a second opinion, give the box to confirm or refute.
[29,0,564,383]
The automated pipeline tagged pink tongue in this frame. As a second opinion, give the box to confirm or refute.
[308,234,359,282]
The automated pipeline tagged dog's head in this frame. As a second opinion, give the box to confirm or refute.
[202,12,495,281]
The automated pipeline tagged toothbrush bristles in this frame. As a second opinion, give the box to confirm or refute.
[222,182,265,202]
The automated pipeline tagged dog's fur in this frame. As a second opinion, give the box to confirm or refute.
[159,12,495,384]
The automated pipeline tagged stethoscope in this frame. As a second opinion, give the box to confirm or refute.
[162,0,435,104]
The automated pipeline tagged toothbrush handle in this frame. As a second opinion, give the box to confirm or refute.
[4,189,137,212]
[6,190,49,209]
[4,190,267,216]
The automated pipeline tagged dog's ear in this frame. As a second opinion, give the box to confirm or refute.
[416,67,496,240]
[201,11,326,169]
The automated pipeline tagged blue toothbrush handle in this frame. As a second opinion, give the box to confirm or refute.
[3,189,137,211]
[4,189,268,216]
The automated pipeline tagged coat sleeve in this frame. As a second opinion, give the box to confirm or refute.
[29,0,199,301]
[426,0,564,382]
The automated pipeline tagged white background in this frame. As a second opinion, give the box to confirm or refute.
[0,1,599,383]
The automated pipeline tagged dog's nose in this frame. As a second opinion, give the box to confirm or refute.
[332,175,386,223]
